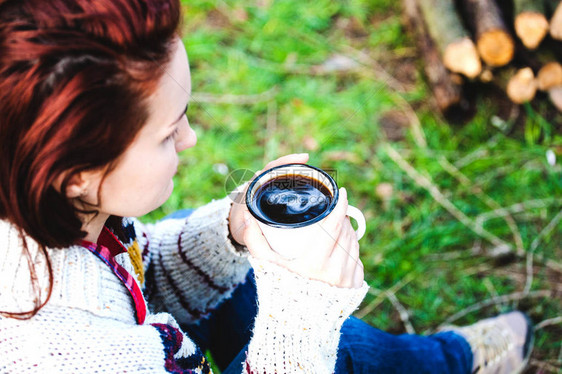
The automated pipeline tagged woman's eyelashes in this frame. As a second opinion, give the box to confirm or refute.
[164,126,180,143]
[164,104,188,143]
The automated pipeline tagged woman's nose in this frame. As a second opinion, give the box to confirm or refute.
[175,116,197,152]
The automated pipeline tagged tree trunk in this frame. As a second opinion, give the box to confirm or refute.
[403,0,463,112]
[513,0,549,49]
[549,1,562,40]
[506,67,537,103]
[537,62,562,91]
[460,0,514,67]
[418,0,481,78]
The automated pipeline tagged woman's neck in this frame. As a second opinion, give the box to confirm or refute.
[82,212,110,243]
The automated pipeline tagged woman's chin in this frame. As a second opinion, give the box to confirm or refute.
[144,180,175,216]
[161,179,175,204]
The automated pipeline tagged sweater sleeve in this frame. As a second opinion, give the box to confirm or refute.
[0,306,212,374]
[133,197,251,325]
[243,257,369,374]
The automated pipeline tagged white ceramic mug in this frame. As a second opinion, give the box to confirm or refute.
[246,164,366,259]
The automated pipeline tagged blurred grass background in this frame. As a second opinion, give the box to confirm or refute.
[146,0,562,371]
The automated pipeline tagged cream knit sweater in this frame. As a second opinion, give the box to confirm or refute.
[0,197,368,373]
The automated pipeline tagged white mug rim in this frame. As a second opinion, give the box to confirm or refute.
[245,163,339,229]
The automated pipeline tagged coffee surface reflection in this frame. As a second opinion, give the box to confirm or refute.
[254,175,332,224]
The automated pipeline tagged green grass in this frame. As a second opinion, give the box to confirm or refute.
[147,1,562,371]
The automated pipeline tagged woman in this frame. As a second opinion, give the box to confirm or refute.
[0,0,532,373]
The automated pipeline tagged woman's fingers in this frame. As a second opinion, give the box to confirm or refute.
[243,212,284,265]
[352,259,365,289]
[317,187,348,253]
[344,225,363,289]
[298,187,351,285]
[259,153,309,175]
[325,218,360,288]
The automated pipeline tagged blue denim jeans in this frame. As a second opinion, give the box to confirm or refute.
[166,210,473,373]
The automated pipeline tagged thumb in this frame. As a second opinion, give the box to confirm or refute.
[243,212,283,264]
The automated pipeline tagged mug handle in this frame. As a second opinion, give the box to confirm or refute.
[346,205,366,240]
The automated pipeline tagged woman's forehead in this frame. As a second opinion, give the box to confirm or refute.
[146,40,191,128]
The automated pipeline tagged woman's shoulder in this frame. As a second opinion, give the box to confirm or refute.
[0,219,137,324]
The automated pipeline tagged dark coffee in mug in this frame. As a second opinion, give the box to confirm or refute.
[246,163,366,258]
[253,174,333,224]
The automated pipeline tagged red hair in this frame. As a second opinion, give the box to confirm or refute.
[0,0,181,318]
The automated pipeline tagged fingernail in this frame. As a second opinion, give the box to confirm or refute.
[244,212,251,222]
[341,187,347,196]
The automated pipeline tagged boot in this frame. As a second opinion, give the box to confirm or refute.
[440,311,534,374]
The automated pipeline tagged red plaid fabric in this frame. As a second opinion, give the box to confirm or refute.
[80,227,147,324]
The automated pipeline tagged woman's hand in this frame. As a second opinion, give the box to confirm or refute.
[243,187,364,289]
[228,153,309,247]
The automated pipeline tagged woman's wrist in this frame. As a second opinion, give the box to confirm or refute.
[247,256,369,373]
[249,256,368,325]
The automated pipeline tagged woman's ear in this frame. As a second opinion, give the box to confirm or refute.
[66,174,89,198]
[53,171,93,199]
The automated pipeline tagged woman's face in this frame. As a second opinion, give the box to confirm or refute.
[86,38,196,218]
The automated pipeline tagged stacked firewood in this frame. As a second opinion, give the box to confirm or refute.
[403,0,562,114]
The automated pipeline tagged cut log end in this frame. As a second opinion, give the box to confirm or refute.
[548,86,562,111]
[507,67,537,104]
[479,68,493,83]
[443,37,482,79]
[477,29,515,67]
[515,12,549,49]
[537,62,562,91]
[550,2,562,40]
